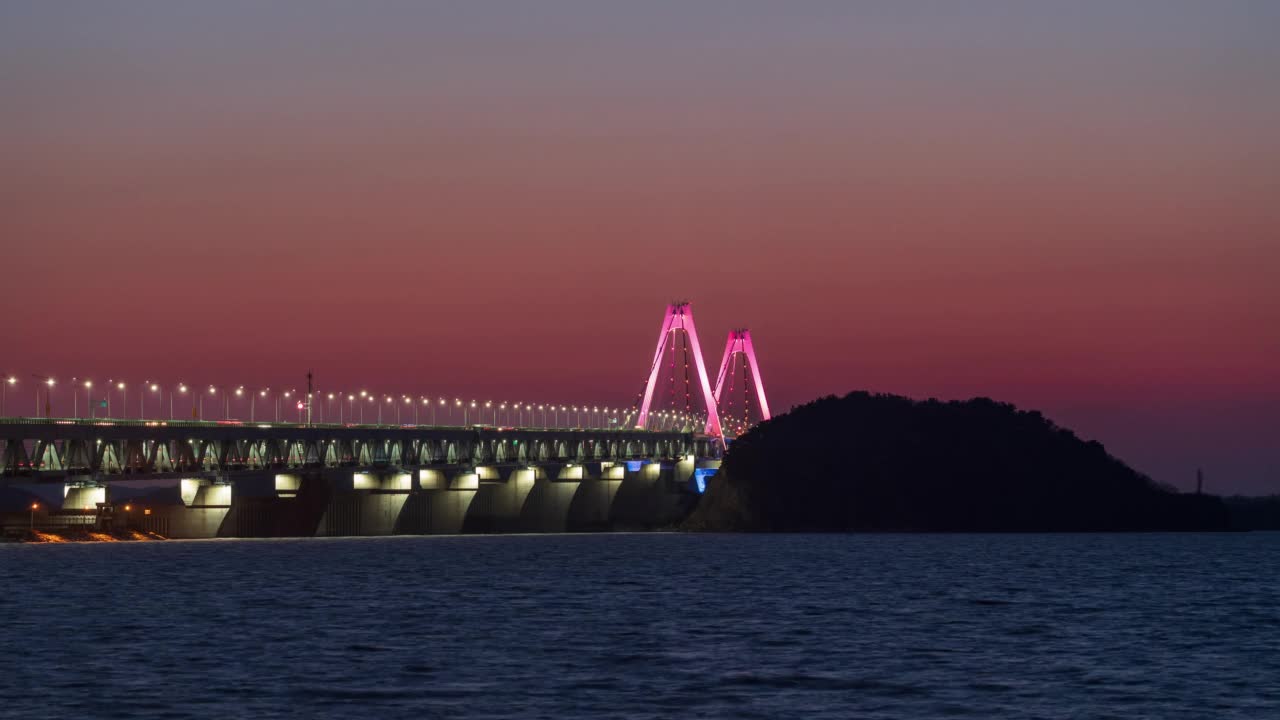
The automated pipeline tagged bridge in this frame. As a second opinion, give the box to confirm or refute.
[0,302,772,538]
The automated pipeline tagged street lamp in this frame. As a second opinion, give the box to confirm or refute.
[485,401,493,425]
[173,383,188,420]
[34,376,55,418]
[2,375,16,417]
[145,382,159,421]
[199,385,219,420]
[79,379,93,419]
[30,502,38,531]
[113,381,126,419]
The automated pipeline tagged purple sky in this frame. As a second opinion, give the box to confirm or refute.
[1,1,1277,492]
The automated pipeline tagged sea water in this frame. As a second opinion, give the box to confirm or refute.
[2,532,1277,718]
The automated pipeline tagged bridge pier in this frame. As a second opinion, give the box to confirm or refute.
[393,468,479,534]
[143,478,233,538]
[314,470,413,537]
[519,476,582,533]
[63,481,105,511]
[566,476,622,531]
[610,458,700,528]
[463,467,537,533]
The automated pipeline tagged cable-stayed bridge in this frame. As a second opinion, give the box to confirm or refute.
[0,303,771,538]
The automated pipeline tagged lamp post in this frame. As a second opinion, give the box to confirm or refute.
[172,383,188,420]
[113,381,126,419]
[539,404,546,429]
[199,386,215,420]
[30,502,38,531]
[41,377,55,418]
[83,379,94,419]
[145,382,159,420]
[486,401,493,425]
[74,378,92,418]
[2,375,15,417]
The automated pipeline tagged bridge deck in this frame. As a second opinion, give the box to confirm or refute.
[0,417,719,479]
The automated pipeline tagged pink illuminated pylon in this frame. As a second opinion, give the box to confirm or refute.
[712,328,772,424]
[636,303,724,438]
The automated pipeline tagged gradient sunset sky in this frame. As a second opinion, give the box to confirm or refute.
[2,1,1277,492]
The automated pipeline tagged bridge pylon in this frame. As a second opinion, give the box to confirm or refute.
[634,302,723,438]
[712,328,771,434]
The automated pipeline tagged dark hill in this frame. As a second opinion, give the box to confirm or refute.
[685,392,1229,532]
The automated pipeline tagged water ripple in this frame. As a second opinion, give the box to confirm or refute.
[2,532,1278,719]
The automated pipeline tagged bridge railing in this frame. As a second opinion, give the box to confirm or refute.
[0,415,687,434]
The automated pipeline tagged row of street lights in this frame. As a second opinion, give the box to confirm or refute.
[0,374,678,430]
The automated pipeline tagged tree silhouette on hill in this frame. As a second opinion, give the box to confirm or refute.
[686,392,1229,532]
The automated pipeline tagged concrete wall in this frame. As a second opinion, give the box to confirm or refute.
[317,471,412,536]
[463,468,536,533]
[36,455,702,538]
[612,461,695,529]
[519,479,583,533]
[396,488,478,534]
[62,485,105,510]
[567,479,622,531]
